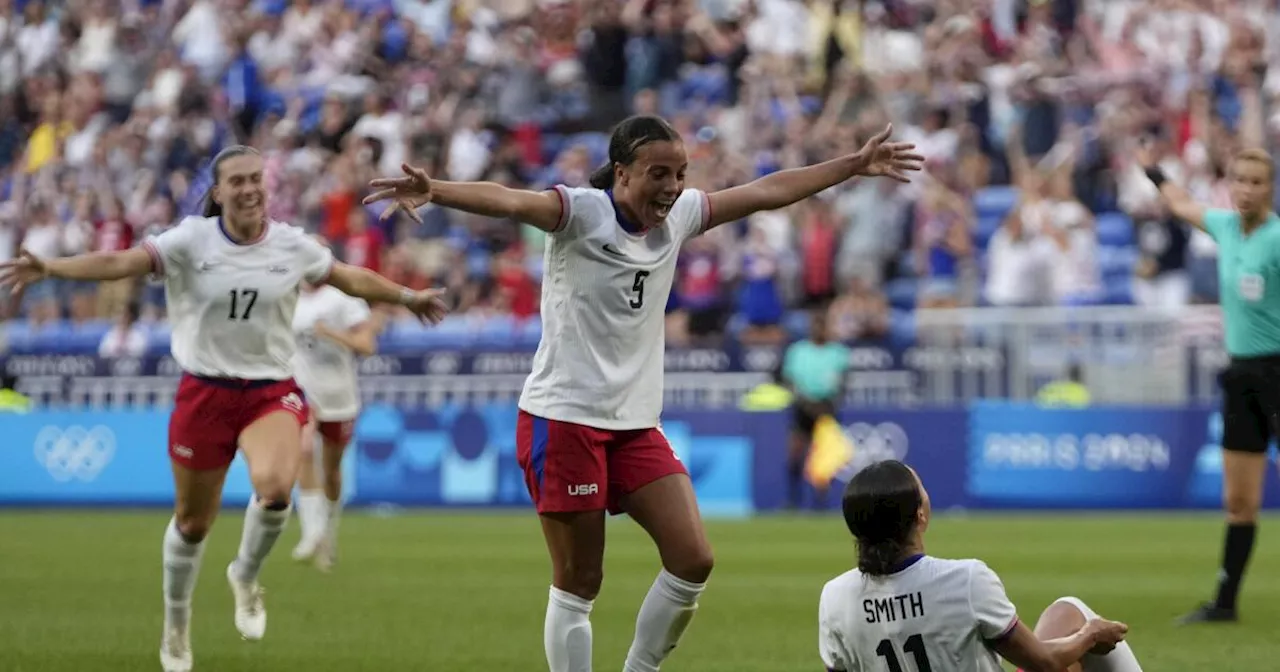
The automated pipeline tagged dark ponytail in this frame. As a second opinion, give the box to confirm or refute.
[589,163,616,189]
[201,188,221,217]
[588,115,681,191]
[200,144,262,218]
[841,460,923,576]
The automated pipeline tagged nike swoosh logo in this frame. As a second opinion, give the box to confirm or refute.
[602,244,626,257]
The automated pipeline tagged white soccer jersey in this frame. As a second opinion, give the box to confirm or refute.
[291,285,371,420]
[518,185,711,430]
[819,556,1019,672]
[143,216,334,380]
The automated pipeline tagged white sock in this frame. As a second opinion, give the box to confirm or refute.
[623,570,706,672]
[296,490,325,541]
[546,586,593,672]
[162,518,206,630]
[231,497,291,583]
[1083,641,1144,672]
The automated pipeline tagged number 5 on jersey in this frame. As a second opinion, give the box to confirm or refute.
[228,288,259,321]
[630,270,650,310]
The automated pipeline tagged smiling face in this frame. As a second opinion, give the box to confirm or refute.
[614,140,688,230]
[212,153,267,230]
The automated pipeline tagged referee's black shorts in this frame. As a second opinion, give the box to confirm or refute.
[792,397,836,437]
[1221,354,1280,453]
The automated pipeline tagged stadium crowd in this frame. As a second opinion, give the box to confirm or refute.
[0,0,1275,349]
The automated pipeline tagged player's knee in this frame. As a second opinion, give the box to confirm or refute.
[1032,598,1087,639]
[253,475,294,508]
[173,514,213,543]
[1224,492,1260,522]
[667,545,715,584]
[557,564,604,600]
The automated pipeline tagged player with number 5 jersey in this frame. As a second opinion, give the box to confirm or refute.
[0,145,449,672]
[365,116,924,672]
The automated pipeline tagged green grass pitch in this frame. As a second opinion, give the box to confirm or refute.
[3,510,1280,670]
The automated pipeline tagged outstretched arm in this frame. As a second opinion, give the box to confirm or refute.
[325,262,449,325]
[705,124,923,230]
[0,247,153,297]
[1137,144,1206,231]
[363,164,565,233]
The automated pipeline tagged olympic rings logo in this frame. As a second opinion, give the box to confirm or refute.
[33,425,117,483]
[834,422,911,483]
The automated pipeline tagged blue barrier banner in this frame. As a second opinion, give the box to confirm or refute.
[0,410,255,506]
[968,402,1206,508]
[351,404,765,517]
[10,404,1280,512]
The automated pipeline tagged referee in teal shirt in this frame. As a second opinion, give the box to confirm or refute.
[1144,146,1280,624]
[781,309,850,509]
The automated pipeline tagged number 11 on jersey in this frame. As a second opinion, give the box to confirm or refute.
[876,634,932,672]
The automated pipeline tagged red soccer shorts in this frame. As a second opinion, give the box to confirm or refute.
[169,374,310,470]
[515,410,688,515]
[314,418,355,445]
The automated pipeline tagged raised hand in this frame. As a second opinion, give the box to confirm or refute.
[403,287,450,326]
[364,163,433,224]
[854,124,926,183]
[0,249,49,297]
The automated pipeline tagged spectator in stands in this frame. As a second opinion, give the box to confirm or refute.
[914,176,974,309]
[98,302,147,359]
[828,276,890,343]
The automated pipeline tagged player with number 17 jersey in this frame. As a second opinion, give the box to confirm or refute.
[144,215,333,468]
[516,184,709,513]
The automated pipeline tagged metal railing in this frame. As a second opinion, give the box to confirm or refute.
[8,306,1229,409]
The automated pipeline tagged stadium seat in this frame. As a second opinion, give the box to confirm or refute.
[1104,278,1134,305]
[514,317,543,348]
[888,310,916,348]
[972,186,1019,220]
[975,215,1003,249]
[476,315,517,347]
[1098,246,1139,279]
[62,320,113,353]
[884,278,919,311]
[783,310,811,338]
[1095,212,1135,246]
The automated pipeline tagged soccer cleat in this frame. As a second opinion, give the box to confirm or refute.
[1176,602,1237,625]
[159,624,192,672]
[226,563,267,640]
[313,535,337,573]
[291,535,321,562]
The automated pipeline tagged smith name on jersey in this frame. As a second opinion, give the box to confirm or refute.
[819,555,1020,672]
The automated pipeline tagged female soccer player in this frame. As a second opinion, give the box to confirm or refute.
[0,145,448,672]
[365,116,923,672]
[824,460,1144,672]
[290,270,381,571]
[1140,146,1280,624]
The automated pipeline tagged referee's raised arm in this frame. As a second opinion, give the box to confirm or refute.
[1137,142,1208,231]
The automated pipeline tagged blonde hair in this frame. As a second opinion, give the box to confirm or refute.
[1233,147,1275,181]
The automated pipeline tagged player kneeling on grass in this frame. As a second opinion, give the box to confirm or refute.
[819,460,1144,672]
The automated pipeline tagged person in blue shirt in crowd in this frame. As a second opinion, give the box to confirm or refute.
[781,306,851,509]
